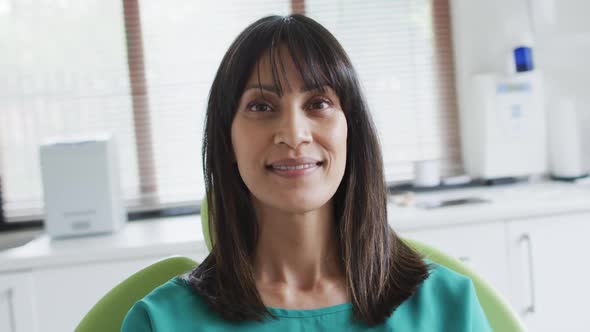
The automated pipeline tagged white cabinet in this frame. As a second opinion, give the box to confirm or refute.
[400,222,511,299]
[507,213,590,332]
[33,257,161,332]
[0,252,202,332]
[0,216,207,332]
[33,251,202,332]
[0,271,37,332]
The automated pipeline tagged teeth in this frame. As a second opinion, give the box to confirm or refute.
[272,163,317,171]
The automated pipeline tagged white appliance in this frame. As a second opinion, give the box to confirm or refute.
[546,98,589,180]
[461,71,547,179]
[39,134,126,238]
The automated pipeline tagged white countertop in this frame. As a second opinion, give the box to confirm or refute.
[388,180,590,230]
[1,180,589,273]
[0,215,206,273]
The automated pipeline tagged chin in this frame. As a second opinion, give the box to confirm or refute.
[269,194,331,214]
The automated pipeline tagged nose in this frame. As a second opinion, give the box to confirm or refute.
[273,106,313,150]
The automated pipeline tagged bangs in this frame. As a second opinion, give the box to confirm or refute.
[250,16,352,98]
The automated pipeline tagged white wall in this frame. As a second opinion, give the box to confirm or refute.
[450,0,590,174]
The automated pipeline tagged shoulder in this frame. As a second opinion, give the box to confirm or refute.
[405,262,478,312]
[121,276,214,331]
[422,261,475,299]
[138,276,197,308]
[390,262,492,331]
[419,261,491,314]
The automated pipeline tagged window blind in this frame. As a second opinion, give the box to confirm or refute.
[0,0,137,222]
[0,0,460,224]
[307,0,462,183]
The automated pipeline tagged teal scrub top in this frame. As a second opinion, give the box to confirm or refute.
[121,263,492,331]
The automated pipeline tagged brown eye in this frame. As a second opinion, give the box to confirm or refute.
[247,102,273,113]
[309,98,333,111]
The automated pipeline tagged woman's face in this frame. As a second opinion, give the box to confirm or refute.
[231,50,348,214]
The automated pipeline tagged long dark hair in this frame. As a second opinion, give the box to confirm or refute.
[186,14,429,326]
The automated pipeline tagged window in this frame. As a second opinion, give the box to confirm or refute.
[0,0,459,226]
[306,0,462,182]
[1,0,136,223]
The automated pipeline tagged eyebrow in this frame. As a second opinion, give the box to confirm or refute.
[243,84,330,95]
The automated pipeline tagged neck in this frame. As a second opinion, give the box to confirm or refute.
[252,198,344,290]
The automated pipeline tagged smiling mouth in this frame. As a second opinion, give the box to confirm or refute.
[265,161,323,171]
[265,161,324,179]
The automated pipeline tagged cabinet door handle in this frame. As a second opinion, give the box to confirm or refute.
[519,234,536,315]
[1,288,17,332]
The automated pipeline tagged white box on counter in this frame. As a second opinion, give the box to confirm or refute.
[39,134,126,238]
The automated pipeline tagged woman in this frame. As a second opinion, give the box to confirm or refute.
[122,14,491,331]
